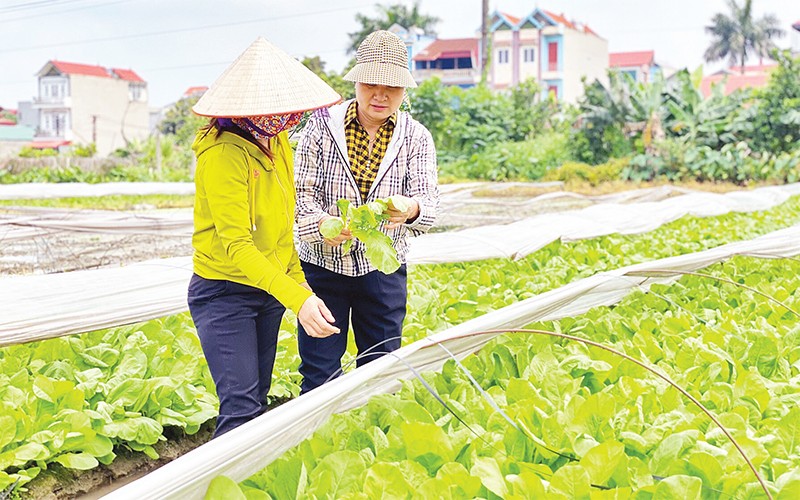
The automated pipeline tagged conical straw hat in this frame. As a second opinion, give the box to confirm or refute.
[193,37,341,117]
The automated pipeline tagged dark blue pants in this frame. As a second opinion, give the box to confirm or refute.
[297,261,407,394]
[187,274,285,438]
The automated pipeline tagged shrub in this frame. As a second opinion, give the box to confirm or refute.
[439,132,572,181]
[544,157,627,186]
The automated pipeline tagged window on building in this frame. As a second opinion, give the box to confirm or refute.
[497,49,509,64]
[523,48,536,63]
[440,58,455,70]
[548,42,558,71]
[547,85,559,98]
[415,61,428,70]
[129,84,146,102]
[456,57,473,69]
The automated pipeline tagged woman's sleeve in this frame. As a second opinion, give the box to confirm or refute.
[294,117,328,244]
[404,125,439,236]
[202,145,312,313]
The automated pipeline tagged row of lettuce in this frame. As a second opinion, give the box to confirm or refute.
[2,196,800,494]
[227,255,800,499]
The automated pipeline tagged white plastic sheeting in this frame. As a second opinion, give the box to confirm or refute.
[410,183,800,262]
[103,224,800,500]
[0,257,192,347]
[0,182,195,200]
[2,184,800,346]
[0,206,192,242]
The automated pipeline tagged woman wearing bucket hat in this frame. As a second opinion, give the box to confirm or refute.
[294,30,439,393]
[188,37,342,437]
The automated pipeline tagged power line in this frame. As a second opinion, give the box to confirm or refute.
[0,0,90,14]
[0,0,134,24]
[0,4,371,54]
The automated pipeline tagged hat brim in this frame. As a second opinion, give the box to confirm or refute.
[192,37,342,117]
[343,62,417,88]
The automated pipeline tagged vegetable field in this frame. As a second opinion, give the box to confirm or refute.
[2,189,800,499]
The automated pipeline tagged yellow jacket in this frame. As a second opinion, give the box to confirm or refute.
[191,128,311,314]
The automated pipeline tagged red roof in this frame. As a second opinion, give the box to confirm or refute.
[413,38,479,61]
[542,10,599,37]
[112,68,145,82]
[609,51,655,68]
[29,140,71,149]
[543,10,574,29]
[44,61,145,82]
[499,12,521,25]
[701,73,770,97]
[727,63,777,74]
[50,61,110,78]
[183,86,209,97]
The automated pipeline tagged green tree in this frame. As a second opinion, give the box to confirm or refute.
[704,0,784,72]
[158,94,207,145]
[748,50,800,153]
[348,1,439,53]
[301,56,355,101]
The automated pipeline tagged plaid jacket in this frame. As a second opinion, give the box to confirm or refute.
[295,99,439,276]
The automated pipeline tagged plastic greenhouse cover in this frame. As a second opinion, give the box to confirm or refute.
[0,182,195,200]
[2,184,800,347]
[0,206,192,242]
[102,223,800,500]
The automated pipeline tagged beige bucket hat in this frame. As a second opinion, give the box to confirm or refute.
[343,30,417,88]
[192,37,342,117]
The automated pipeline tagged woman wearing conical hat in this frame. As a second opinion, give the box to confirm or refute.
[294,30,440,394]
[188,37,341,437]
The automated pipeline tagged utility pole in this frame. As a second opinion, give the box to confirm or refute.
[155,129,162,175]
[480,0,489,84]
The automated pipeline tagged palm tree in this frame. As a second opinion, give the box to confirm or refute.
[704,0,784,73]
[348,2,440,53]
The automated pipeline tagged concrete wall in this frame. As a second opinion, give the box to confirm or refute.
[561,29,608,103]
[68,75,149,156]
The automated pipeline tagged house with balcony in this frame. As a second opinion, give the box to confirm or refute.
[488,9,608,102]
[412,37,481,87]
[387,23,436,72]
[32,60,149,155]
[609,50,662,83]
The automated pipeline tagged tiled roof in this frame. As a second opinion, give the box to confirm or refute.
[413,38,479,61]
[543,10,574,29]
[44,61,146,82]
[112,68,145,83]
[183,86,209,97]
[701,73,770,97]
[500,12,521,25]
[609,51,655,67]
[50,61,110,78]
[727,63,777,75]
[541,10,600,37]
[29,139,71,149]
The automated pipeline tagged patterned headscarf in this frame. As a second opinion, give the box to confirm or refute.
[230,113,304,140]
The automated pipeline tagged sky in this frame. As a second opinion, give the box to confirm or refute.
[1,0,798,109]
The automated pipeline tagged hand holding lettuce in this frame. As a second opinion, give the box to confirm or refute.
[319,196,412,274]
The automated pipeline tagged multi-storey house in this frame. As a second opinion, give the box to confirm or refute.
[32,60,149,155]
[412,37,481,87]
[488,9,607,101]
[609,50,662,83]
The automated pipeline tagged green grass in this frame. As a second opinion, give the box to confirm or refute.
[0,194,195,210]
